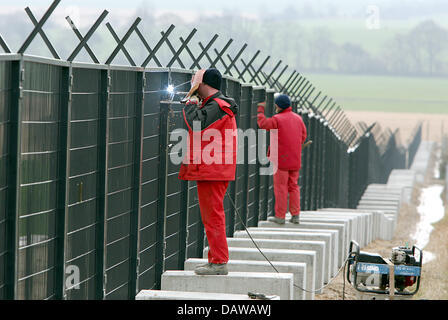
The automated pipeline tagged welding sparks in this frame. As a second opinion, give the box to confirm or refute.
[166,84,175,94]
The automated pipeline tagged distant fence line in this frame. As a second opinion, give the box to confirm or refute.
[0,0,422,300]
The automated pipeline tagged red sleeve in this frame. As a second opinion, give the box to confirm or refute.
[257,105,278,130]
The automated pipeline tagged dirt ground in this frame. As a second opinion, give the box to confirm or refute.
[315,143,448,300]
[345,111,448,144]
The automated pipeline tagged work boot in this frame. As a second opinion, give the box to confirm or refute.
[267,216,285,225]
[289,215,300,224]
[194,263,228,275]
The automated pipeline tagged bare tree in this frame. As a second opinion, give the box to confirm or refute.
[409,20,448,75]
[307,27,335,71]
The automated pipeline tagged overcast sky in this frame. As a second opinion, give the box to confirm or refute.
[4,0,306,12]
[3,0,334,11]
[2,0,443,14]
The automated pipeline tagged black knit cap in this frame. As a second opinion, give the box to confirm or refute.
[203,68,222,90]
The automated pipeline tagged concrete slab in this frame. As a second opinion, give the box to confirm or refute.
[363,192,403,201]
[284,216,352,249]
[358,199,400,205]
[401,187,414,203]
[235,229,336,277]
[410,141,433,183]
[205,247,316,299]
[258,221,347,267]
[225,237,327,285]
[357,204,398,211]
[377,215,394,240]
[359,204,400,212]
[249,223,344,272]
[364,189,403,195]
[361,195,401,200]
[308,211,368,247]
[135,290,280,300]
[366,183,404,190]
[161,271,294,300]
[362,195,403,203]
[317,209,372,244]
[184,258,307,300]
[318,208,381,243]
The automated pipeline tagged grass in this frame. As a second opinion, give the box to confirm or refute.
[303,73,448,114]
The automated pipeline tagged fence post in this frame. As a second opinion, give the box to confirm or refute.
[303,110,312,210]
[55,64,72,300]
[252,87,266,226]
[97,67,110,299]
[128,70,145,299]
[156,100,169,288]
[221,77,241,237]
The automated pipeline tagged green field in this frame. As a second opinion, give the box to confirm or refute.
[303,73,448,114]
[297,17,448,56]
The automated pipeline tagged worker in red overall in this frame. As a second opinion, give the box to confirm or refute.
[179,68,238,275]
[257,94,307,224]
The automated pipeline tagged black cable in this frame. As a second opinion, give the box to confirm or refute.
[343,260,346,300]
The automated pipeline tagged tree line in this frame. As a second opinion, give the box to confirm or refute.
[1,5,447,77]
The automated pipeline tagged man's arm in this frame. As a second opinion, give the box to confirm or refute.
[257,102,278,130]
[183,101,207,131]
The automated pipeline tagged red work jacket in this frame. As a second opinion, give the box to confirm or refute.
[179,92,238,181]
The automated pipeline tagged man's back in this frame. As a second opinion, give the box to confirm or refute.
[273,108,307,170]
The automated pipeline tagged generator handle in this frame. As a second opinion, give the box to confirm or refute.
[349,240,360,257]
[412,245,423,266]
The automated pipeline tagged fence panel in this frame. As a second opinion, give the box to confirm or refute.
[407,124,422,168]
[299,109,309,211]
[257,89,275,220]
[318,118,326,209]
[64,64,108,300]
[138,70,166,291]
[159,71,192,276]
[15,60,67,300]
[162,101,186,272]
[348,134,370,208]
[233,84,252,231]
[102,68,142,300]
[265,92,276,218]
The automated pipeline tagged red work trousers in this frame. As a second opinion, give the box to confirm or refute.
[196,180,229,264]
[273,169,301,219]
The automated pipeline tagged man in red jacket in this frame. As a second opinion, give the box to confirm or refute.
[179,68,238,275]
[257,94,307,224]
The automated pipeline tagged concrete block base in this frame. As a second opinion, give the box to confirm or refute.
[136,290,280,300]
[204,247,316,299]
[161,271,294,300]
[184,258,307,300]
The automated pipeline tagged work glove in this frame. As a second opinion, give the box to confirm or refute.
[257,101,266,114]
[185,95,200,107]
